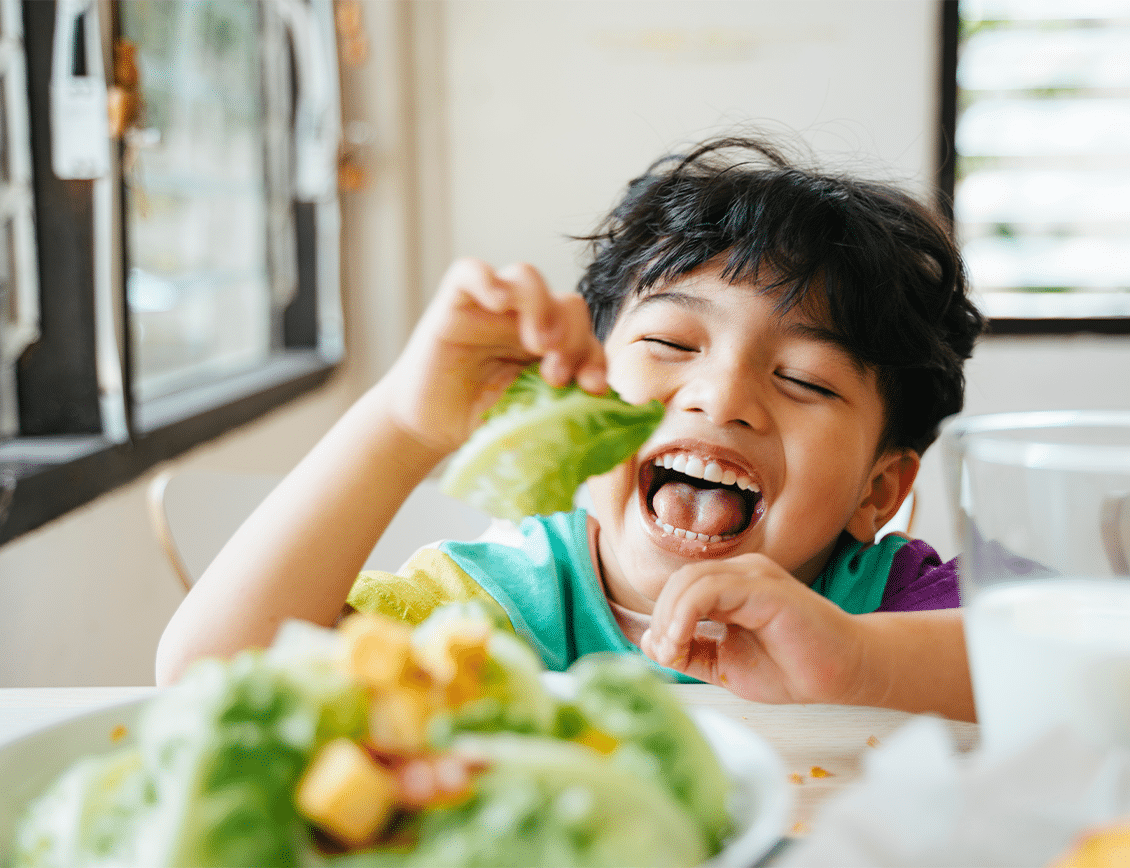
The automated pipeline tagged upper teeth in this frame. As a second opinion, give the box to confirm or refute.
[654,453,760,493]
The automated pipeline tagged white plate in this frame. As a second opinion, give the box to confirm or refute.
[0,694,791,867]
[0,698,143,863]
[693,707,792,867]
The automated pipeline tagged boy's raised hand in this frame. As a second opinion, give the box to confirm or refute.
[385,259,607,455]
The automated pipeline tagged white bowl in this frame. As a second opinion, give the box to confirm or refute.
[0,692,791,867]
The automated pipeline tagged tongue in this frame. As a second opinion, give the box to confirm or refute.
[652,481,749,538]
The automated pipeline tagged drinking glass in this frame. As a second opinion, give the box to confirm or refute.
[941,410,1130,757]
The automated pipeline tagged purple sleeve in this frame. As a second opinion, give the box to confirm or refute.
[877,538,961,612]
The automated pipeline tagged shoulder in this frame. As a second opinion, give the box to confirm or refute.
[439,508,595,596]
[879,536,961,611]
[448,509,591,561]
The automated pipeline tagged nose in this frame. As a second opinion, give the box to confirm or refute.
[674,355,768,430]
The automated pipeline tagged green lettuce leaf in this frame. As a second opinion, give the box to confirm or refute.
[13,634,369,868]
[440,365,664,522]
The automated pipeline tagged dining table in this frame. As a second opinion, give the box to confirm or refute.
[0,682,979,855]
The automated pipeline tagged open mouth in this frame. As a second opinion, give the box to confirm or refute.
[641,451,764,544]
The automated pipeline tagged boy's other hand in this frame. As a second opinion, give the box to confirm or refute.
[384,259,607,454]
[639,553,867,706]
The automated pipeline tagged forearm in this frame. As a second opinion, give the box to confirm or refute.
[848,608,976,722]
[155,377,449,685]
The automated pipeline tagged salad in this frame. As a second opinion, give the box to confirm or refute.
[10,605,735,867]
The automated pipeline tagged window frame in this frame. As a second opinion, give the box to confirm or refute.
[0,0,341,546]
[938,0,1130,337]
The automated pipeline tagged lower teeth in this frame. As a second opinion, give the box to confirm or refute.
[654,516,726,543]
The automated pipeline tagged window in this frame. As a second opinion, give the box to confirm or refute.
[942,0,1130,333]
[0,0,342,545]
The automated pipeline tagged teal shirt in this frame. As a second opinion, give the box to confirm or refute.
[435,509,910,677]
[439,510,654,675]
[811,534,910,614]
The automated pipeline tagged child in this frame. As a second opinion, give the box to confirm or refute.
[156,135,984,722]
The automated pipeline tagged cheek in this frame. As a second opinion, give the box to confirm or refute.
[585,463,634,515]
[605,348,664,407]
[786,427,872,505]
[585,471,610,509]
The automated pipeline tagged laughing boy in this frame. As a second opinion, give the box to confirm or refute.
[158,136,984,721]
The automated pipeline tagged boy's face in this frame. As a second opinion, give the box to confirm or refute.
[586,263,899,613]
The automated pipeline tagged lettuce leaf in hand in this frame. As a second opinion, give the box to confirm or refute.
[440,365,663,522]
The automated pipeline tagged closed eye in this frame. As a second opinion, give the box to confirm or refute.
[777,373,839,399]
[642,337,696,353]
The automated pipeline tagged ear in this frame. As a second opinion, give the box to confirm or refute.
[845,450,921,544]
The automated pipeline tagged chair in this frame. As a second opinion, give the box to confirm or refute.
[147,468,492,591]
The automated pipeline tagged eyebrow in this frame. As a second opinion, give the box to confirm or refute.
[628,289,716,314]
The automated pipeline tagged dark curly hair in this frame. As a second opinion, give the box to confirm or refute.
[576,136,985,455]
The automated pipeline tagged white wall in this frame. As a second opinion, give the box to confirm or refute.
[435,0,942,295]
[2,1,1126,685]
[0,387,357,687]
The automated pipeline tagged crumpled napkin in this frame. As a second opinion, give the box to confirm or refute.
[777,717,1130,867]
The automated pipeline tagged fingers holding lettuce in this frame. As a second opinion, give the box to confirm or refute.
[384,259,609,456]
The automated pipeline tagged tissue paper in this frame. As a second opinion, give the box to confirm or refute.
[776,717,1130,868]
